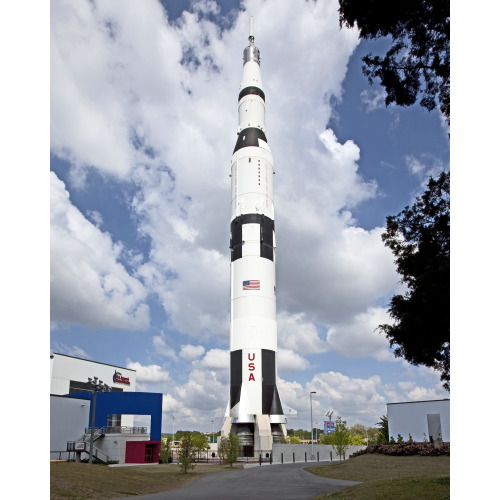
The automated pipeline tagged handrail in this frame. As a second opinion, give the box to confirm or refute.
[84,426,148,435]
[66,441,109,463]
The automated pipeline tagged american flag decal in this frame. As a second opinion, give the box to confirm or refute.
[243,280,260,290]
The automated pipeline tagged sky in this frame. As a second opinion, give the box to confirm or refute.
[45,0,455,434]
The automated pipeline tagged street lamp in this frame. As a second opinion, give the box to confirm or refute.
[211,419,215,444]
[88,377,110,465]
[172,414,175,441]
[310,391,316,459]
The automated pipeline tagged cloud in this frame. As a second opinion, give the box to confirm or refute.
[51,342,89,359]
[152,331,177,359]
[277,313,329,355]
[50,172,150,330]
[360,88,386,112]
[405,154,448,185]
[179,344,206,361]
[175,367,228,412]
[278,224,399,327]
[277,349,310,372]
[195,348,229,370]
[397,380,448,402]
[276,371,388,427]
[326,306,395,361]
[126,360,171,383]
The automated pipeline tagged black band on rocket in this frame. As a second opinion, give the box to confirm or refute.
[230,214,274,262]
[262,349,284,415]
[238,86,266,102]
[230,350,242,409]
[233,127,268,153]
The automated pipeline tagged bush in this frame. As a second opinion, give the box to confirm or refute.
[350,441,450,458]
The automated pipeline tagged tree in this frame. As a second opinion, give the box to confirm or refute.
[178,431,196,474]
[349,424,366,438]
[191,433,209,461]
[330,416,350,461]
[366,427,379,445]
[376,415,389,444]
[349,424,368,445]
[159,435,171,464]
[378,171,450,390]
[348,434,366,446]
[218,433,240,467]
[338,0,450,124]
[288,429,311,441]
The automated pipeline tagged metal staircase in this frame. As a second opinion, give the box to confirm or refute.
[67,427,109,463]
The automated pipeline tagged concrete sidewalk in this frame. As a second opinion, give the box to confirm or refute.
[112,461,360,500]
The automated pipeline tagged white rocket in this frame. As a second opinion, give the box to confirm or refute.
[221,18,287,456]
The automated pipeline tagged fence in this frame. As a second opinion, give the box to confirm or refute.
[270,444,366,464]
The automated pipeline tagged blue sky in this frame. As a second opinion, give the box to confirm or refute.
[47,0,453,433]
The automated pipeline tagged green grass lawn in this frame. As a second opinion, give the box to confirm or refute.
[50,462,242,499]
[307,454,450,499]
[51,454,450,499]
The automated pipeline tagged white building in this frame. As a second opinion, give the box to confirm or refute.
[387,399,450,443]
[50,352,136,428]
[50,353,164,463]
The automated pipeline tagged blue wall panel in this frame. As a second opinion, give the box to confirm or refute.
[66,392,162,441]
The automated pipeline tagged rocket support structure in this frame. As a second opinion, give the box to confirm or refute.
[221,19,286,457]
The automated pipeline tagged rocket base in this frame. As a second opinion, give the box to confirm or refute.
[221,415,287,457]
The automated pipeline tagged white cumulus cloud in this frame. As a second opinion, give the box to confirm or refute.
[180,344,206,361]
[50,172,150,330]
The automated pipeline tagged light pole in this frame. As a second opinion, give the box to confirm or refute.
[310,391,316,459]
[211,419,215,444]
[172,415,175,441]
[88,377,110,465]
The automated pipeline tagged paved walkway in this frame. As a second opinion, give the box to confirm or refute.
[112,461,360,500]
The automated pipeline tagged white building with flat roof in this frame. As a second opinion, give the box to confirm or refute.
[387,399,450,443]
[50,352,136,427]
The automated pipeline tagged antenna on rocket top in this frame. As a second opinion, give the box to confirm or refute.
[243,16,260,65]
[249,16,254,45]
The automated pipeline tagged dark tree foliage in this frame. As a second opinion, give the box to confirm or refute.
[376,415,389,444]
[379,171,450,390]
[339,0,450,124]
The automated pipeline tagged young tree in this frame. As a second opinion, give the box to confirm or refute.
[159,435,171,464]
[331,416,350,461]
[379,171,450,390]
[376,415,389,444]
[217,433,240,467]
[178,431,196,474]
[338,0,450,124]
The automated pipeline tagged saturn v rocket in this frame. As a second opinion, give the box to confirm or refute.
[221,19,287,456]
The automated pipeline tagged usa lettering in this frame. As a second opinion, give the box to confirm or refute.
[248,353,255,381]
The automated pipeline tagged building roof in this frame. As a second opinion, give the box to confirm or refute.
[387,399,450,406]
[51,352,136,372]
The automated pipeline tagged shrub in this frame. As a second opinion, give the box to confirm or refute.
[350,441,450,458]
